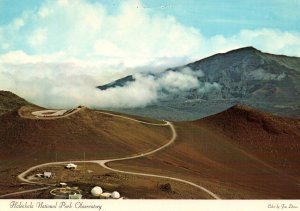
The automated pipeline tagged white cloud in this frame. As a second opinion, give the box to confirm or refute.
[0,0,300,109]
[27,28,47,47]
[207,28,300,56]
[248,68,286,81]
[1,0,300,61]
[94,74,159,108]
[12,19,25,29]
[0,0,201,62]
[93,40,126,58]
[93,67,219,108]
[158,67,203,92]
[58,0,69,7]
[0,51,66,63]
[160,71,199,92]
[38,7,50,18]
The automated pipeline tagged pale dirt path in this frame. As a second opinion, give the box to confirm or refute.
[20,107,82,120]
[0,109,220,199]
[96,111,168,126]
[96,121,220,199]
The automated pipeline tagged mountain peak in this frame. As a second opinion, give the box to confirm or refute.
[223,104,275,120]
[188,46,264,68]
[196,104,300,135]
[237,46,258,51]
[216,104,266,118]
[220,46,261,55]
[229,104,256,112]
[96,47,300,120]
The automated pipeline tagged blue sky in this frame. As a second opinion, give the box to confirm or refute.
[0,0,300,108]
[0,0,299,58]
[1,0,299,36]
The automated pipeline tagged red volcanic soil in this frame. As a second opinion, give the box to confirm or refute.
[1,103,300,199]
[0,106,170,168]
[194,105,300,178]
[0,106,172,197]
[109,105,300,199]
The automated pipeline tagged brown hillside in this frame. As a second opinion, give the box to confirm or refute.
[0,91,34,115]
[1,100,299,199]
[0,106,170,168]
[194,105,300,177]
[109,106,300,199]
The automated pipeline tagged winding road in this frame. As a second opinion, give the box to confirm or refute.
[0,108,220,199]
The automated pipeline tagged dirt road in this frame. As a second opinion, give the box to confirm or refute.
[1,109,220,199]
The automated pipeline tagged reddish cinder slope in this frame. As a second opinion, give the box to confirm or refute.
[109,105,300,199]
[194,105,300,177]
[0,106,170,168]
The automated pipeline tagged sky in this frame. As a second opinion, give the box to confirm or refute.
[1,0,300,36]
[0,0,299,108]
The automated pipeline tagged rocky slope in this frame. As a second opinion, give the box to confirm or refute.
[98,47,300,120]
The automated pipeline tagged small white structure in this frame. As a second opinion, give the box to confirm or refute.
[59,183,67,187]
[111,191,120,199]
[69,193,82,199]
[91,186,103,197]
[100,192,111,198]
[44,172,52,178]
[65,163,77,169]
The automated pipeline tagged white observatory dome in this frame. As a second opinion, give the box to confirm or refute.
[111,191,120,199]
[91,186,103,196]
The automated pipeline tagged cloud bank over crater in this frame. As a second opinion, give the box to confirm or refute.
[0,0,300,108]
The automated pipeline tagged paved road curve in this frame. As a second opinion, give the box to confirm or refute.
[0,109,220,199]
